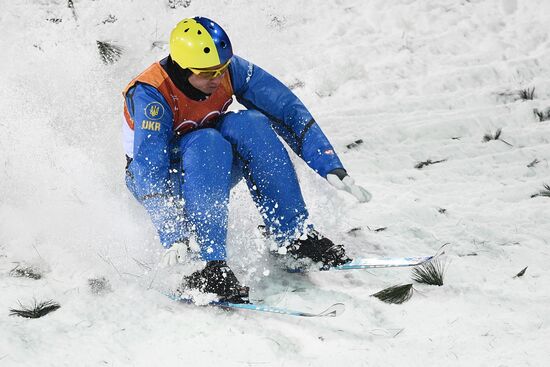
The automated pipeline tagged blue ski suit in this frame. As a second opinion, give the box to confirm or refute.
[123,55,344,261]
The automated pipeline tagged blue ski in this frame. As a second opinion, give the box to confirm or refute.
[334,255,434,270]
[286,255,433,273]
[168,293,345,318]
[288,245,447,273]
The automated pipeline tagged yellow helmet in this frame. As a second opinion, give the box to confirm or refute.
[170,17,233,69]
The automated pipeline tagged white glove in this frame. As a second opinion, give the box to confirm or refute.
[327,169,372,203]
[160,241,188,267]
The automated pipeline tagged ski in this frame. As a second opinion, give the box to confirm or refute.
[286,255,432,273]
[336,254,433,270]
[288,245,448,273]
[169,293,345,318]
[208,301,345,317]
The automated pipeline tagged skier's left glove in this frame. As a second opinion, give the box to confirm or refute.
[327,168,372,203]
[160,241,189,267]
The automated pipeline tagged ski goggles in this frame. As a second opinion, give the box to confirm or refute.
[189,60,231,80]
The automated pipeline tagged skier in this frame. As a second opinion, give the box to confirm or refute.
[122,17,372,303]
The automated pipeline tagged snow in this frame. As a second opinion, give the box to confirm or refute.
[1,0,550,365]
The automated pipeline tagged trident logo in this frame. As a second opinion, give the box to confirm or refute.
[150,105,160,117]
[145,102,164,120]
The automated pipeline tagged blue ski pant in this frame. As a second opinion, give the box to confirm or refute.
[127,110,309,261]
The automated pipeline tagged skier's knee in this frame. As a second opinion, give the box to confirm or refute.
[185,128,232,155]
[221,110,274,140]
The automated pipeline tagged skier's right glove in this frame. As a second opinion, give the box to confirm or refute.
[327,168,372,203]
[160,241,188,267]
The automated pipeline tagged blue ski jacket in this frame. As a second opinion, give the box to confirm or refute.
[123,55,344,247]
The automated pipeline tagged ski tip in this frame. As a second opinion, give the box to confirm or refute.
[317,303,345,317]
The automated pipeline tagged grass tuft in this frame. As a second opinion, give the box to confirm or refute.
[534,109,544,121]
[518,87,535,100]
[102,15,117,24]
[514,266,528,278]
[346,139,364,150]
[88,277,112,295]
[371,284,414,304]
[411,258,446,286]
[346,227,362,235]
[365,226,387,232]
[483,128,513,146]
[483,129,499,142]
[288,80,305,90]
[10,300,60,319]
[97,41,123,65]
[168,0,191,9]
[9,265,42,280]
[527,158,540,168]
[531,184,550,198]
[533,108,550,122]
[414,159,447,169]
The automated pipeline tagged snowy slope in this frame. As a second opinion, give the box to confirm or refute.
[1,0,550,366]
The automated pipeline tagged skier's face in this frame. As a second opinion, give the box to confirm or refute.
[188,62,229,95]
[188,72,225,94]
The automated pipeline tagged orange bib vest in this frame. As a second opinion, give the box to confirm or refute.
[123,62,234,135]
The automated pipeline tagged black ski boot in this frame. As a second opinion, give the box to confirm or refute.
[285,230,351,270]
[182,260,249,303]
